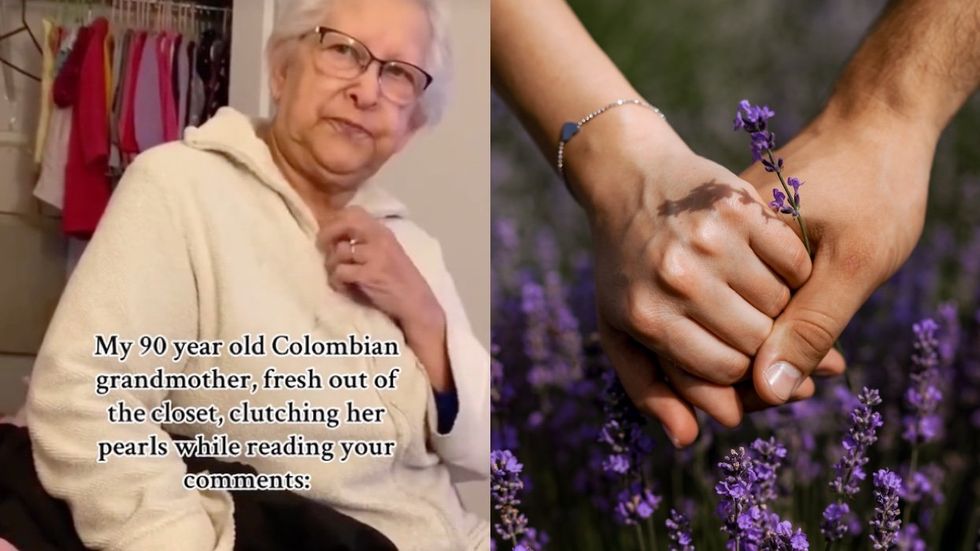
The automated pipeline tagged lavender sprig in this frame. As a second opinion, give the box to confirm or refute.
[902,319,943,445]
[734,100,812,256]
[900,318,946,530]
[870,469,903,550]
[715,447,758,549]
[750,437,788,506]
[737,505,810,550]
[597,371,654,477]
[821,387,884,547]
[666,509,695,551]
[491,449,544,550]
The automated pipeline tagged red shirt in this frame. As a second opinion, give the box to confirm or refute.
[62,18,110,238]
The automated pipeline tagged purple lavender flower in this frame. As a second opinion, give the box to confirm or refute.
[830,387,884,499]
[613,480,661,526]
[903,319,943,444]
[821,502,852,542]
[936,303,960,369]
[769,189,798,216]
[666,509,695,551]
[491,449,544,549]
[735,505,765,549]
[763,516,810,550]
[596,371,659,526]
[543,271,584,383]
[597,371,653,476]
[896,524,926,551]
[749,437,787,505]
[737,505,809,551]
[716,447,759,546]
[870,469,903,550]
[787,177,803,205]
[733,99,811,252]
[733,99,775,132]
[822,387,884,543]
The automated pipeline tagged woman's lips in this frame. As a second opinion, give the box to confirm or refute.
[327,117,373,139]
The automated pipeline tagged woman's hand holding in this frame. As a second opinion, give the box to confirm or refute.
[565,107,817,445]
[318,207,453,391]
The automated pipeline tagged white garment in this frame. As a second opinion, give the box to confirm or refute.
[27,107,491,551]
[33,106,72,209]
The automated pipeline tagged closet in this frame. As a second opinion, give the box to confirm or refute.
[0,0,274,409]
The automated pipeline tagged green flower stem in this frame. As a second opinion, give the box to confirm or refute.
[636,523,649,551]
[766,150,813,257]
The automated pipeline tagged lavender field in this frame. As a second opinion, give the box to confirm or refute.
[490,1,980,549]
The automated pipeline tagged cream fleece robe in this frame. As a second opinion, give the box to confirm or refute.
[26,107,491,551]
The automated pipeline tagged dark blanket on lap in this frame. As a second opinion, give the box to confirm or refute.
[0,424,398,551]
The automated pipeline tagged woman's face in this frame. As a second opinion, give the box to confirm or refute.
[271,0,432,191]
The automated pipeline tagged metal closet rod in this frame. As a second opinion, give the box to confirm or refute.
[110,0,232,14]
[30,0,232,15]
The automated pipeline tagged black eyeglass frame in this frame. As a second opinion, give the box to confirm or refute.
[308,26,435,94]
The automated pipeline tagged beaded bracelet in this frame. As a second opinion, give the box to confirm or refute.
[556,99,665,178]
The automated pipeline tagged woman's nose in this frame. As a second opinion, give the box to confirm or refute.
[347,62,383,108]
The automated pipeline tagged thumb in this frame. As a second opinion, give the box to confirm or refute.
[753,252,870,404]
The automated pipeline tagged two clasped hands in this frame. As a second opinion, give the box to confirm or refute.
[492,0,979,447]
[577,99,932,447]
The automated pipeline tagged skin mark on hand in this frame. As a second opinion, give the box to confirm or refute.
[656,180,779,223]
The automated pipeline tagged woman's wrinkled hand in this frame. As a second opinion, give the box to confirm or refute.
[317,206,445,336]
[564,109,817,445]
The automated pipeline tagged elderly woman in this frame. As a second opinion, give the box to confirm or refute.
[24,0,489,550]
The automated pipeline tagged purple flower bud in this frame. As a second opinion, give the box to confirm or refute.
[821,502,852,542]
[491,449,544,548]
[903,318,944,444]
[823,388,884,543]
[614,481,661,526]
[870,469,903,550]
[666,509,695,551]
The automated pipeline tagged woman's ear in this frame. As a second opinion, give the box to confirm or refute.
[268,46,291,103]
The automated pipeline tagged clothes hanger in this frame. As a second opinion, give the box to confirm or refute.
[0,0,41,50]
[0,0,41,82]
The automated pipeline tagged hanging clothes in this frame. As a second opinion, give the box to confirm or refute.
[109,29,132,173]
[62,17,111,238]
[32,19,57,167]
[119,30,147,162]
[134,32,163,152]
[31,4,234,238]
[34,26,82,210]
[177,38,191,133]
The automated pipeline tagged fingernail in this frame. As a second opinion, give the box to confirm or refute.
[663,425,681,449]
[764,361,803,401]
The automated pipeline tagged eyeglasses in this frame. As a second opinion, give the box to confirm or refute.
[304,26,434,106]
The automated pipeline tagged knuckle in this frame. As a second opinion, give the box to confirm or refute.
[657,246,696,297]
[717,354,751,385]
[788,244,811,284]
[771,284,791,316]
[689,221,723,256]
[717,195,746,221]
[624,290,661,341]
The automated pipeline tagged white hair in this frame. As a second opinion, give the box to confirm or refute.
[267,0,453,126]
